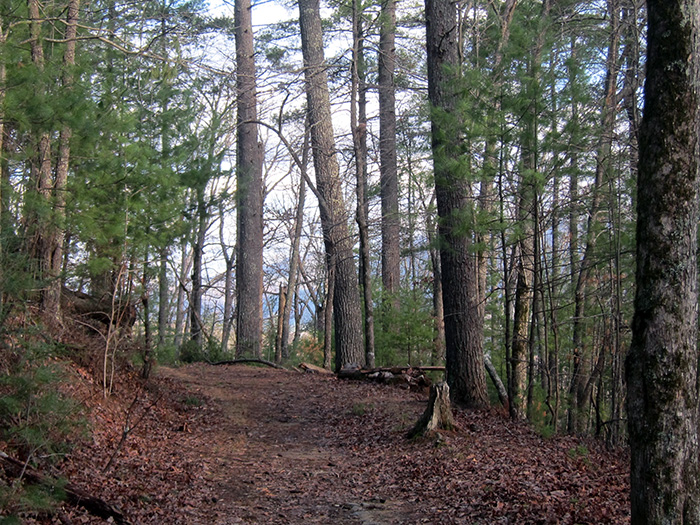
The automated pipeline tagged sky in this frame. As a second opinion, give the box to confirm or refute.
[207,0,296,25]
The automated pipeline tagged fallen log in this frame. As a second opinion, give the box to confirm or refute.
[338,365,432,391]
[299,362,334,374]
[61,287,136,330]
[381,366,445,372]
[0,452,129,524]
[210,358,287,370]
[337,365,443,377]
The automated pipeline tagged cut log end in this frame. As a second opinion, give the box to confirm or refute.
[299,362,334,374]
[407,382,456,439]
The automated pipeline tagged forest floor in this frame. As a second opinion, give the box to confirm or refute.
[45,363,628,524]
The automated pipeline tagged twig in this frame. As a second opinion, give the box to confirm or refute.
[103,391,163,473]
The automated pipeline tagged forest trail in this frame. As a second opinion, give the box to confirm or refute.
[60,363,630,524]
[157,364,424,524]
[155,364,629,524]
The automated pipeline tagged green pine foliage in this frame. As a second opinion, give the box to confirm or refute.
[0,342,83,455]
[375,287,436,367]
[0,0,644,441]
[0,338,83,520]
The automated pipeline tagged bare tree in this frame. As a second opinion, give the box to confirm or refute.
[275,127,310,362]
[351,0,375,369]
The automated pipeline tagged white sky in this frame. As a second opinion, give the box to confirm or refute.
[207,0,296,25]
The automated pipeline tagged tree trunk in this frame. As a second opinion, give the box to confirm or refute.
[25,0,57,318]
[323,255,335,370]
[482,1,518,415]
[484,354,509,409]
[627,0,700,522]
[378,0,400,300]
[527,204,543,418]
[351,1,375,369]
[298,0,365,371]
[235,0,264,359]
[510,0,551,421]
[543,50,562,432]
[218,203,235,354]
[610,0,642,446]
[568,36,581,292]
[141,248,153,379]
[222,250,234,352]
[190,193,206,348]
[158,246,169,349]
[281,139,308,360]
[427,207,445,365]
[174,239,190,350]
[510,252,532,419]
[42,0,79,319]
[274,284,287,363]
[425,0,488,409]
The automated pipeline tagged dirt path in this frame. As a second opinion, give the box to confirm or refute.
[150,363,629,525]
[61,363,629,524]
[158,364,426,524]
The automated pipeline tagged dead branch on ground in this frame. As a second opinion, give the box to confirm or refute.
[210,358,288,370]
[0,451,129,524]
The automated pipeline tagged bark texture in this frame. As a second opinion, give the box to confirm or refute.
[378,0,400,297]
[626,1,700,523]
[407,382,455,438]
[425,0,488,409]
[351,2,375,369]
[298,0,364,371]
[235,0,264,358]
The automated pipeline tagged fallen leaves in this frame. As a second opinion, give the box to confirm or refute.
[16,362,629,524]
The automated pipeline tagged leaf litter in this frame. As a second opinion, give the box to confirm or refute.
[39,363,629,524]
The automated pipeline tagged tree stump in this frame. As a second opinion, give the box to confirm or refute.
[407,382,456,439]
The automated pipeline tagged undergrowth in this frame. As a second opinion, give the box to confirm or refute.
[0,334,85,521]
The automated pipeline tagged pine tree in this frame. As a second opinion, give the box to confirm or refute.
[425,0,489,408]
[235,0,264,359]
[298,0,365,371]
